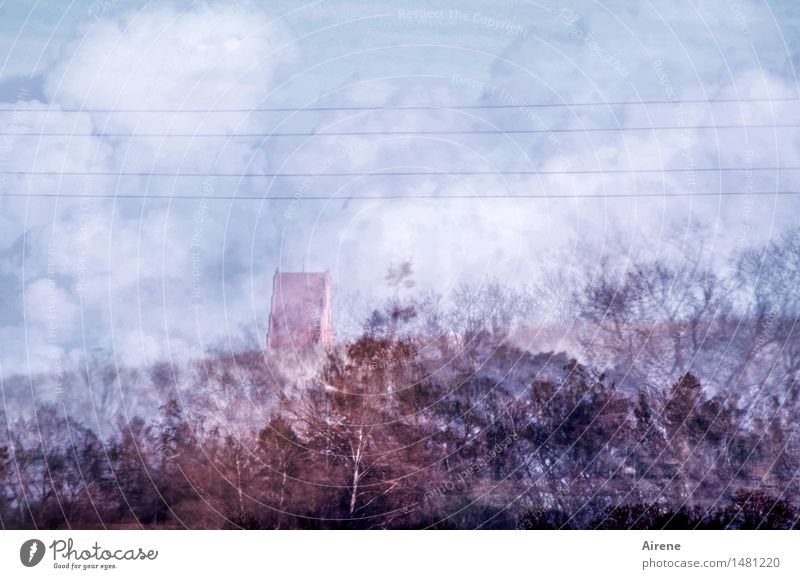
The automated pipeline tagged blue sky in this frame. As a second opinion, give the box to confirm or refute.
[0,0,799,377]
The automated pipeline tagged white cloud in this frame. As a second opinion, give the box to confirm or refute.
[24,277,78,333]
[1,2,301,375]
[45,2,297,113]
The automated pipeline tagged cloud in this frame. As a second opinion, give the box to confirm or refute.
[45,1,297,114]
[24,277,78,334]
[1,1,300,375]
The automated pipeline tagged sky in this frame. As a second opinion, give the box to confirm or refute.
[0,0,799,377]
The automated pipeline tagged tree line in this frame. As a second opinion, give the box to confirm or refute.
[2,229,799,529]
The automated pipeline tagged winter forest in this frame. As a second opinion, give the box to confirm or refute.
[2,228,799,530]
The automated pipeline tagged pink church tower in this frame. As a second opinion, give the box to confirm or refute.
[267,270,334,350]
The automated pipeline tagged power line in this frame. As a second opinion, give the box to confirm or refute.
[3,191,799,201]
[0,96,797,113]
[1,123,797,138]
[1,166,797,178]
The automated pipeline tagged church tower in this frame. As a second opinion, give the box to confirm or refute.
[267,270,334,350]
